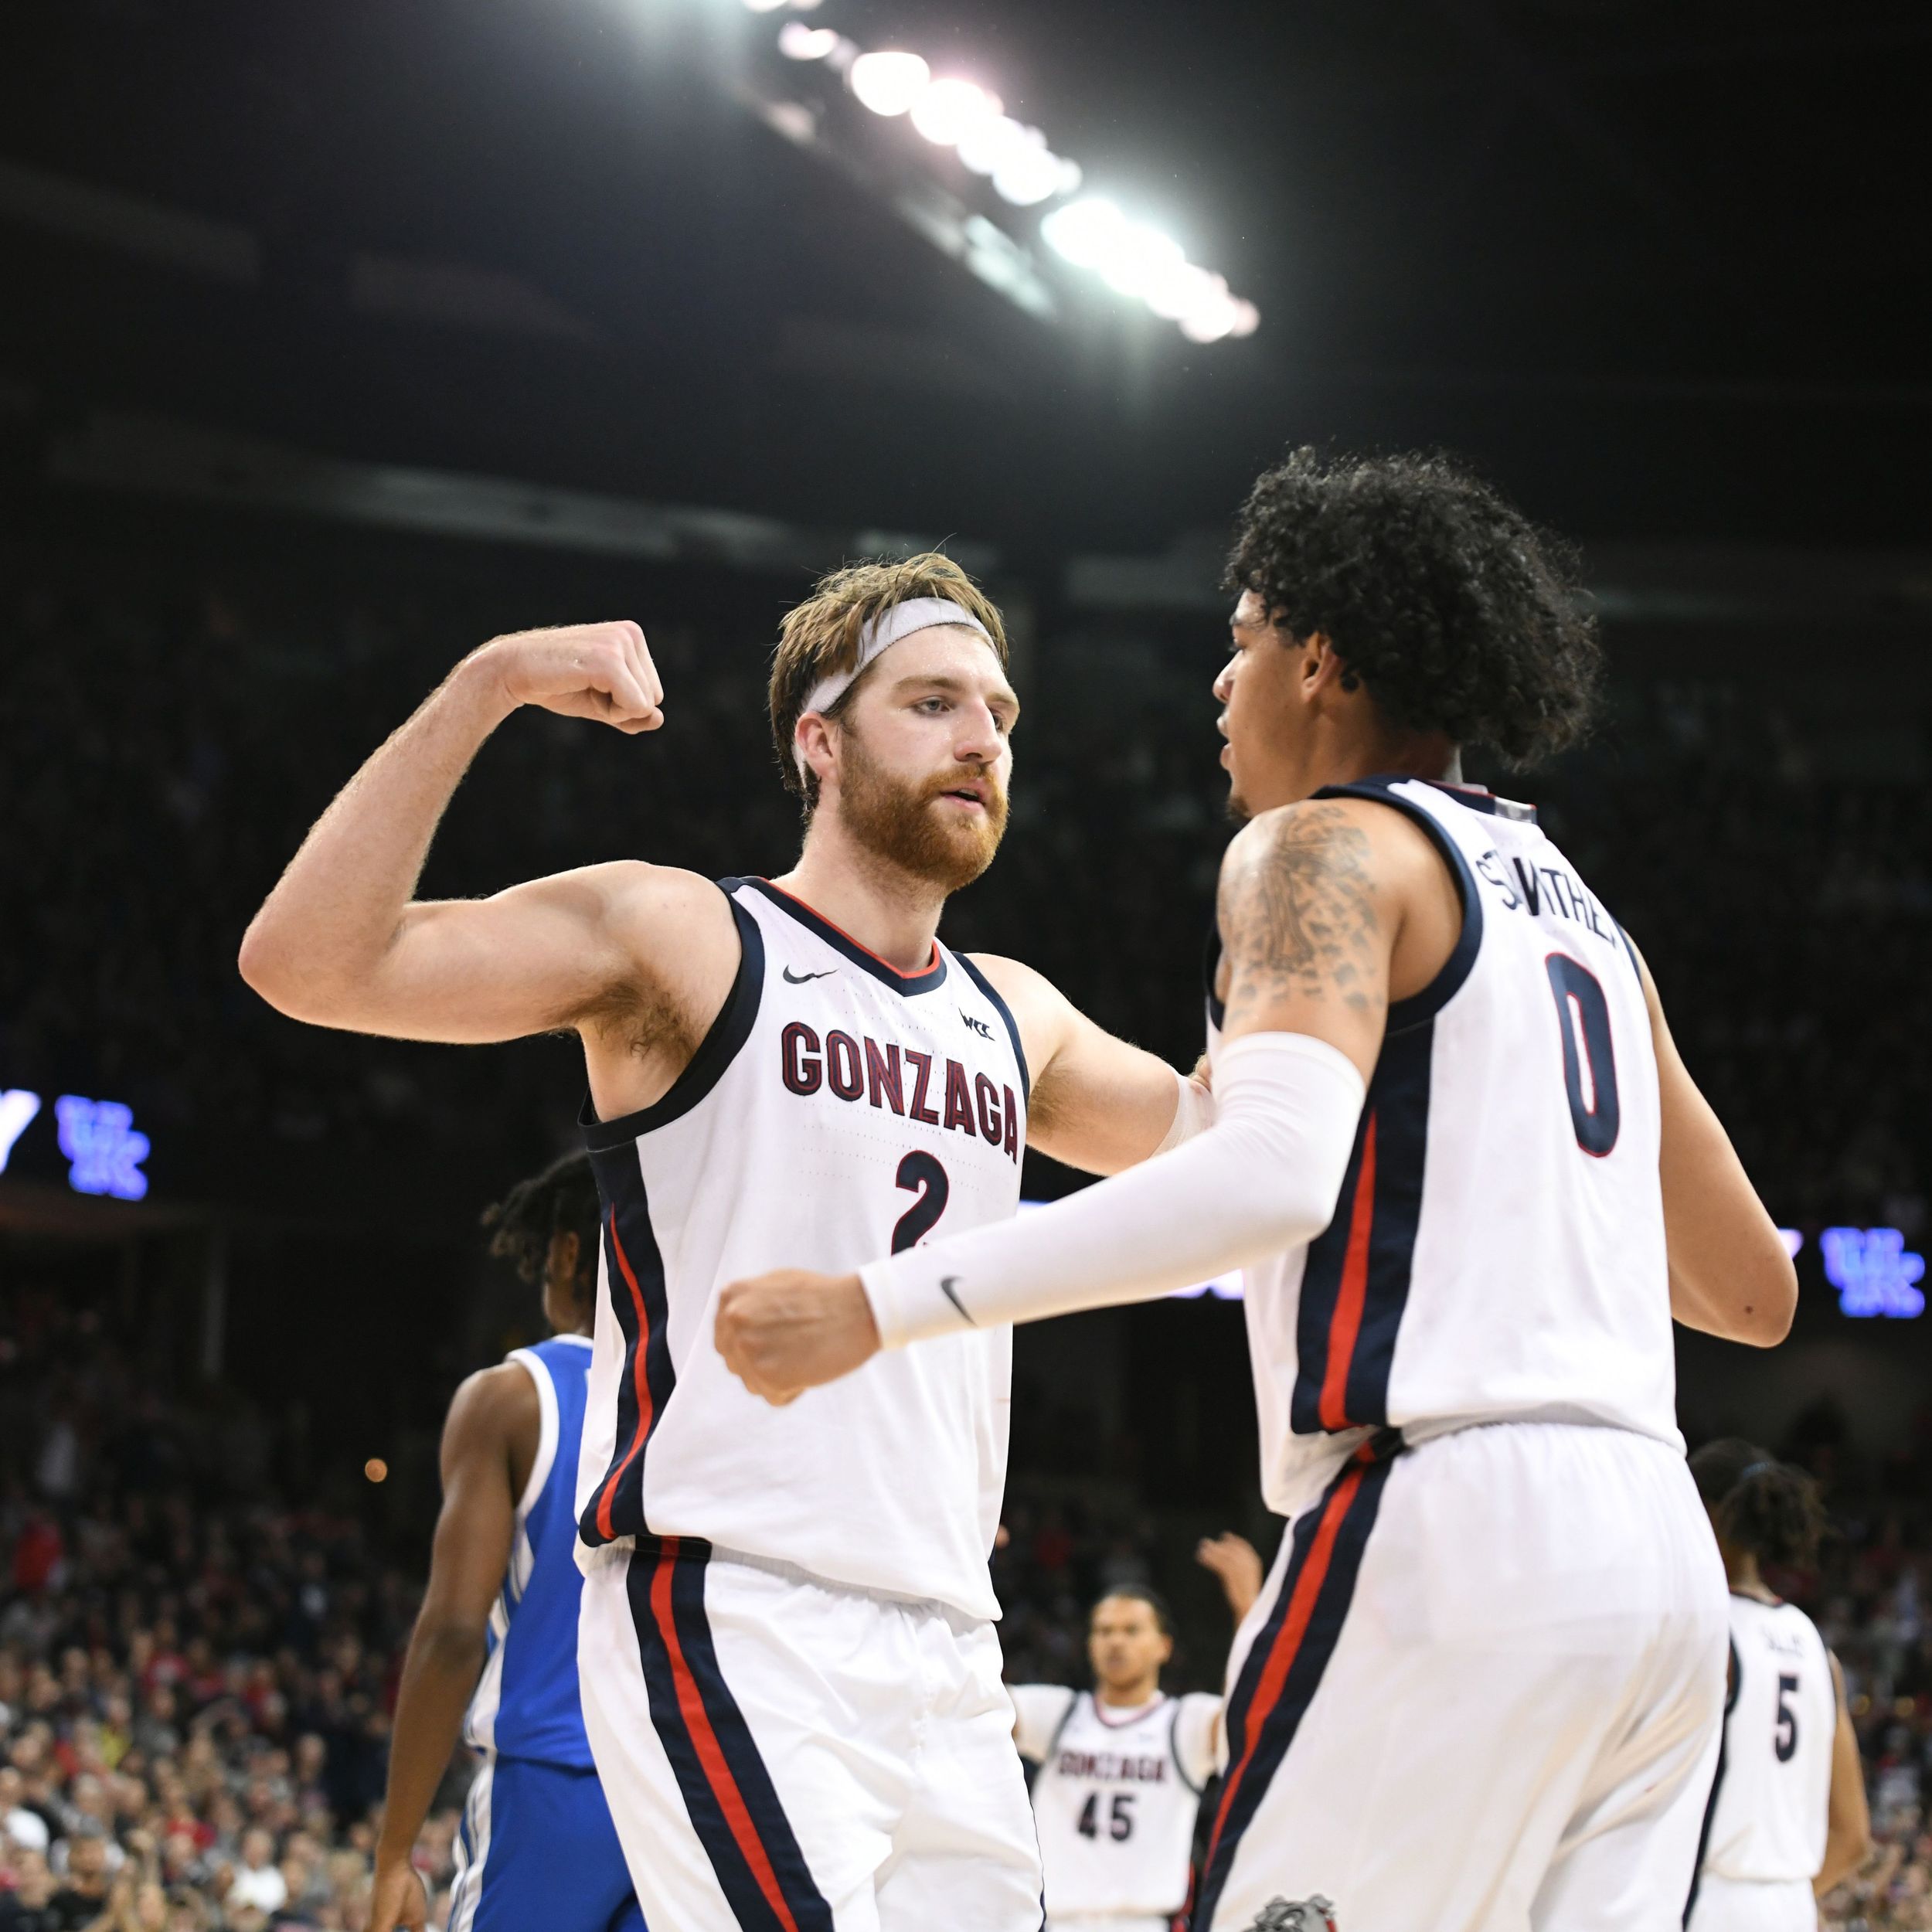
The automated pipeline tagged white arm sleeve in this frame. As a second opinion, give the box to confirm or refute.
[1155,1066,1216,1153]
[860,1031,1366,1348]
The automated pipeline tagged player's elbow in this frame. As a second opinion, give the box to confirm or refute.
[411,1611,488,1675]
[237,913,363,1024]
[1736,1254,1799,1347]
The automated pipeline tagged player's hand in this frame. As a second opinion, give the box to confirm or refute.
[470,621,664,733]
[715,1270,879,1404]
[1196,1531,1264,1621]
[366,1855,429,1932]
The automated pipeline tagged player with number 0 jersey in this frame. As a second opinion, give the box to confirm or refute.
[240,552,1213,1932]
[717,451,1801,1931]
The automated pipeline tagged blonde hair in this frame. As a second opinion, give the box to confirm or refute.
[769,553,1008,806]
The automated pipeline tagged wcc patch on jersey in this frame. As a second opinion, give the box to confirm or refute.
[1248,1899,1338,1932]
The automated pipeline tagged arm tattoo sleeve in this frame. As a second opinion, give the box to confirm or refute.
[1217,804,1383,1032]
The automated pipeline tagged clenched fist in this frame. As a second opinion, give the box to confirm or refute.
[471,621,664,733]
[715,1270,881,1404]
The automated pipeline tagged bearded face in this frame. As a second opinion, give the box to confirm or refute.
[832,722,1009,893]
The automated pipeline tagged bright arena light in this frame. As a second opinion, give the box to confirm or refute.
[778,22,841,60]
[849,50,930,117]
[754,22,1258,340]
[994,145,1079,208]
[1040,196,1127,269]
[910,78,1001,148]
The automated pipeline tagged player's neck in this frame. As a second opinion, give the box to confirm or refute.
[1725,1549,1777,1602]
[776,822,947,976]
[1311,723,1461,796]
[1096,1678,1162,1711]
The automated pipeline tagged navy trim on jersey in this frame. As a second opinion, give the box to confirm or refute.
[1196,1438,1400,1930]
[627,1539,834,1932]
[1683,1635,1741,1925]
[580,889,766,1150]
[578,1153,676,1548]
[954,952,1031,1099]
[1412,777,1538,824]
[1290,1022,1431,1437]
[1313,778,1485,1031]
[741,876,948,996]
[1203,924,1226,1035]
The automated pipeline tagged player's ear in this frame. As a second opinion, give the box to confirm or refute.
[795,713,838,794]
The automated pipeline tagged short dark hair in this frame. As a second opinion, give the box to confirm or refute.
[1092,1584,1173,1637]
[481,1153,600,1293]
[1689,1438,1829,1569]
[1223,447,1601,767]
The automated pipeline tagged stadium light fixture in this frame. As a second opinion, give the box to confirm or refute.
[751,16,1258,341]
[778,22,842,59]
[910,77,1002,148]
[849,50,930,116]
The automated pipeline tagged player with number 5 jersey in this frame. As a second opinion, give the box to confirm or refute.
[716,451,1802,1932]
[240,552,1212,1932]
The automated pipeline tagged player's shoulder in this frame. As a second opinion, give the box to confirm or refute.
[961,951,1055,1012]
[443,1359,542,1457]
[1217,796,1441,938]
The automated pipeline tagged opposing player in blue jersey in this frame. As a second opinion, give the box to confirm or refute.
[719,450,1802,1930]
[369,1155,641,1932]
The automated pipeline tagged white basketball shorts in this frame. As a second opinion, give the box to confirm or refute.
[577,1536,1043,1932]
[1197,1422,1730,1932]
[1685,1874,1819,1932]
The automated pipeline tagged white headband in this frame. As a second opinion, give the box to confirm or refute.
[793,597,992,777]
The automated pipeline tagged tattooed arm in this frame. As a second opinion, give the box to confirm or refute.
[713,801,1440,1398]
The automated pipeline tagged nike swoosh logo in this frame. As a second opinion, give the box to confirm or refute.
[783,967,836,984]
[938,1277,975,1325]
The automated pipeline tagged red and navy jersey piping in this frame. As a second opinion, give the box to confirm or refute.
[580,887,767,1151]
[741,877,948,997]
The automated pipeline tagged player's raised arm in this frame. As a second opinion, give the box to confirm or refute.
[716,800,1410,1402]
[1635,951,1798,1346]
[238,623,734,1046]
[368,1364,533,1932]
[964,954,1211,1175]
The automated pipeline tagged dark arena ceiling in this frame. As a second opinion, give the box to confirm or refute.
[0,0,1926,560]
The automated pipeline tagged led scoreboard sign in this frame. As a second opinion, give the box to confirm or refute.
[0,1088,151,1201]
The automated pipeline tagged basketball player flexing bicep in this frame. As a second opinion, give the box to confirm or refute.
[238,617,1196,1170]
[716,790,1796,1396]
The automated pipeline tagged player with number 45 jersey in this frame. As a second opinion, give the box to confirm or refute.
[716,451,1802,1932]
[240,553,1213,1932]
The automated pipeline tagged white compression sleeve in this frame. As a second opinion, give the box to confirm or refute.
[1155,1065,1216,1154]
[859,1032,1366,1348]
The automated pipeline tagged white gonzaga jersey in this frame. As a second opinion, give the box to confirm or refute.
[574,876,1027,1619]
[1012,1686,1219,1923]
[1700,1595,1835,1883]
[1206,777,1677,1517]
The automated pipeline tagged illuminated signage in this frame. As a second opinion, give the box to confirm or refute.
[1821,1227,1925,1320]
[0,1087,150,1201]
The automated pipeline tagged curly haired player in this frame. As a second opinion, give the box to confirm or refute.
[1684,1440,1871,1930]
[718,450,1799,1931]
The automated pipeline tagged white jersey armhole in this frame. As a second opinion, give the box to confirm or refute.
[1010,1684,1079,1762]
[505,1348,560,1522]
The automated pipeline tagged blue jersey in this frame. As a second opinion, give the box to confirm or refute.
[464,1335,597,1770]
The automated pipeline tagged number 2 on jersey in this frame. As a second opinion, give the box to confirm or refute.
[1544,954,1621,1156]
[892,1151,951,1253]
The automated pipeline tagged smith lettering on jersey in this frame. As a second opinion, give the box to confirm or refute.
[574,874,1029,1618]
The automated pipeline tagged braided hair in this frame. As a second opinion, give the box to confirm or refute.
[1689,1438,1829,1569]
[481,1153,600,1303]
